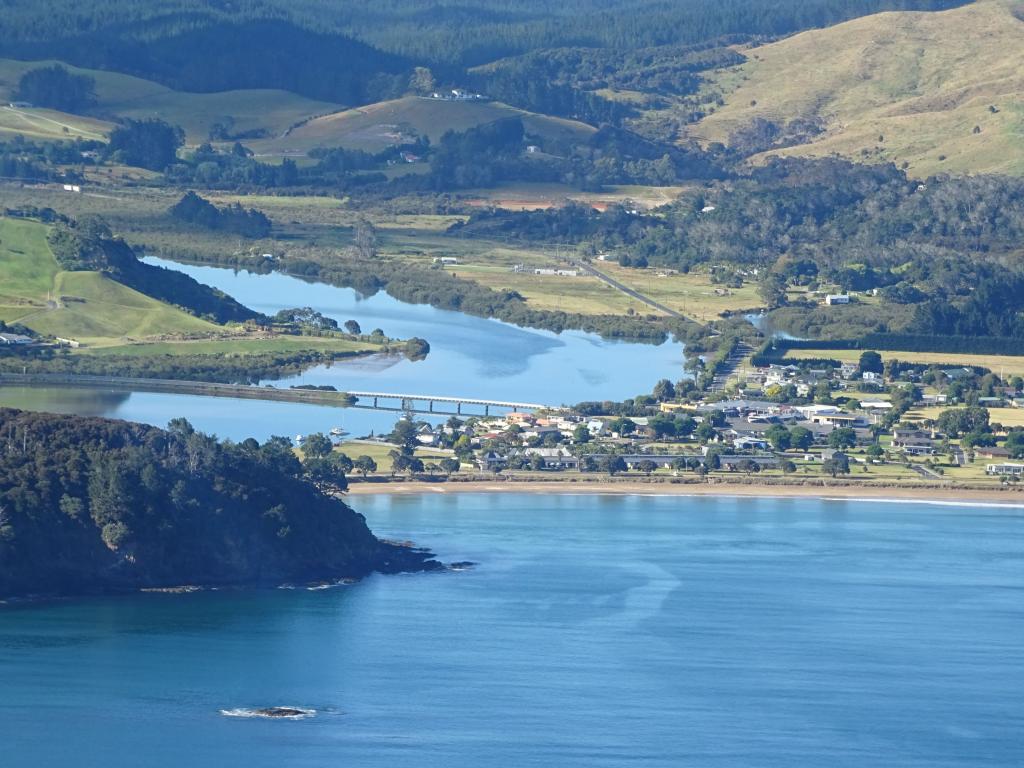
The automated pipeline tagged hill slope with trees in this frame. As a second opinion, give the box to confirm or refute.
[0,409,440,599]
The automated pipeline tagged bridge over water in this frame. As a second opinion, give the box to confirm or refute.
[0,373,556,416]
[347,391,549,415]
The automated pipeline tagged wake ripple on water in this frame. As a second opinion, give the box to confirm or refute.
[219,707,316,720]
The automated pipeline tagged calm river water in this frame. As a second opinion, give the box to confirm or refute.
[2,493,1022,767]
[0,258,683,440]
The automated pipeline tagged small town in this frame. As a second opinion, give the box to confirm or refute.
[332,350,1024,489]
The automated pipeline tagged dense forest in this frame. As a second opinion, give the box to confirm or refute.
[0,409,441,598]
[0,1,968,103]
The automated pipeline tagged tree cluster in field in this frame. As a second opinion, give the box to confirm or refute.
[271,307,339,332]
[13,64,96,112]
[0,409,391,599]
[170,191,272,238]
[165,141,425,190]
[107,119,185,171]
[46,217,260,323]
[0,136,103,183]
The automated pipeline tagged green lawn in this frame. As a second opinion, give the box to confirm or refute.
[21,271,220,343]
[337,441,453,473]
[0,218,59,319]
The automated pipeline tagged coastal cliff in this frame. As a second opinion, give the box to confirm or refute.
[0,408,440,599]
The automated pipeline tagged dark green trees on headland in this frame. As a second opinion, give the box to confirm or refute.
[0,409,440,599]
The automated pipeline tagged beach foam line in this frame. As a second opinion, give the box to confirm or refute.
[822,496,1024,510]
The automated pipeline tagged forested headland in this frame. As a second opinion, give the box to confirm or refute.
[0,409,441,599]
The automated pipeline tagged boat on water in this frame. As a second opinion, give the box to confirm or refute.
[295,434,305,444]
[330,426,349,437]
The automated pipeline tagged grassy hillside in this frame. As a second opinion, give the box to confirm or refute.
[0,218,219,343]
[247,96,596,155]
[0,103,111,142]
[0,58,342,145]
[691,0,1024,176]
[0,218,381,361]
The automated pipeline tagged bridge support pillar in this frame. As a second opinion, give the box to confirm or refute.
[457,403,462,415]
[373,397,378,407]
[429,400,434,412]
[485,404,489,416]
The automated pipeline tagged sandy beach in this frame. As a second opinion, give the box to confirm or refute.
[346,479,1024,506]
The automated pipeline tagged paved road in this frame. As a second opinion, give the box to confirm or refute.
[575,261,684,319]
[711,342,755,391]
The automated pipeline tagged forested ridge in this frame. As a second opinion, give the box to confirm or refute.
[0,0,968,103]
[0,409,439,599]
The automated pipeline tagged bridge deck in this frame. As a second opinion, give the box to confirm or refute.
[348,391,551,409]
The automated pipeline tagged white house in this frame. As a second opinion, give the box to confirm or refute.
[0,333,33,345]
[825,294,850,305]
[987,463,1024,476]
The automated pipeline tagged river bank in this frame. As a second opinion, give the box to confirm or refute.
[346,477,1024,506]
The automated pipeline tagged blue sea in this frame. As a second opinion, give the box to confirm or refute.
[1,493,1022,767]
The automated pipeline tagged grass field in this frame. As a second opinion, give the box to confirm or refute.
[18,271,221,344]
[691,0,1024,176]
[462,182,685,211]
[247,96,596,155]
[0,104,112,142]
[0,212,212,344]
[906,406,1024,428]
[0,217,58,319]
[0,57,341,146]
[784,348,1024,377]
[454,262,644,315]
[597,263,763,320]
[337,441,453,473]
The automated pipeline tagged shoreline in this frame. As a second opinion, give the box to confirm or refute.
[346,479,1024,507]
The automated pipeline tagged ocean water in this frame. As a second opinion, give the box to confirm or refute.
[1,493,1022,767]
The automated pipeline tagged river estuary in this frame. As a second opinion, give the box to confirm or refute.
[0,258,683,440]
